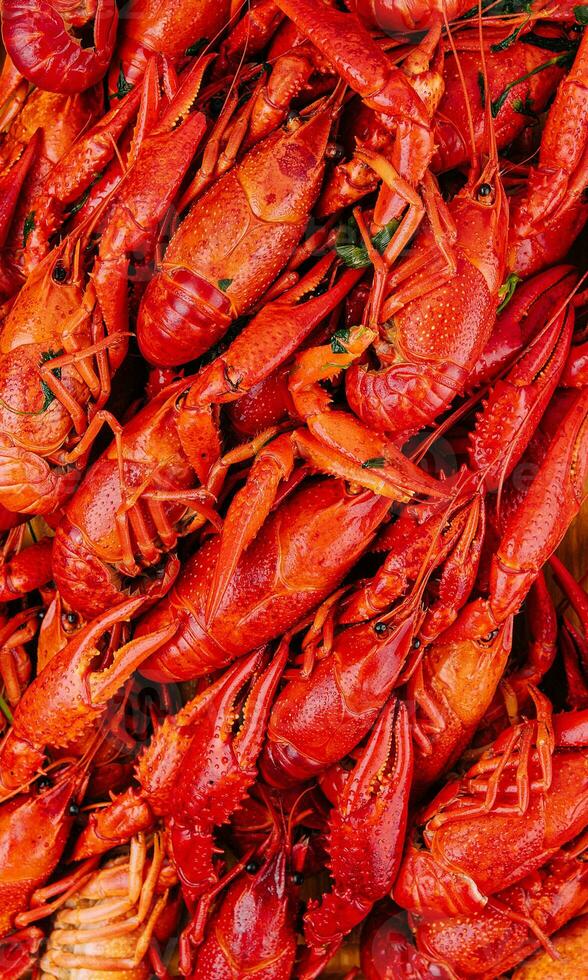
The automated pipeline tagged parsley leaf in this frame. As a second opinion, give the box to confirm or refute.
[113,67,133,101]
[491,53,573,117]
[23,211,35,247]
[0,692,12,724]
[39,349,63,412]
[477,72,486,109]
[497,273,521,312]
[336,216,400,270]
[185,38,209,55]
[330,327,351,353]
[372,219,400,253]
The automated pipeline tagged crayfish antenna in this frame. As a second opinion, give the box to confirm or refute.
[475,0,500,181]
[560,622,588,710]
[441,1,478,175]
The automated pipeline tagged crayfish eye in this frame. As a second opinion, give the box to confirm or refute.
[68,802,80,816]
[63,611,79,630]
[37,777,52,791]
[477,183,493,201]
[374,622,388,635]
[326,141,344,162]
[245,860,259,874]
[412,637,421,649]
[52,262,68,283]
[480,628,499,645]
[292,871,304,885]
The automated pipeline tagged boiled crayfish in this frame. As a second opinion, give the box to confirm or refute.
[0,1,586,977]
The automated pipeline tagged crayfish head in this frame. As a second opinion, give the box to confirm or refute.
[13,231,87,332]
[360,901,447,980]
[392,835,487,920]
[217,841,298,964]
[439,597,510,648]
[0,760,89,935]
[423,602,513,728]
[453,158,508,290]
[37,591,86,670]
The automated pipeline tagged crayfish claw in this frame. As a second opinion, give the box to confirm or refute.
[305,700,413,954]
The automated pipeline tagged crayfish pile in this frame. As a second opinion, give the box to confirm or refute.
[0,0,588,976]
